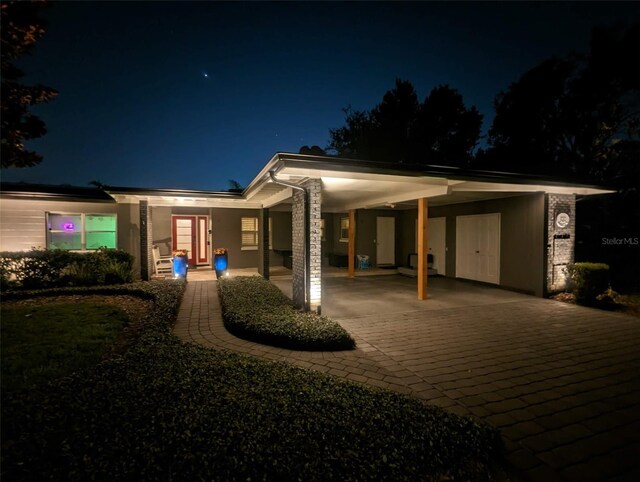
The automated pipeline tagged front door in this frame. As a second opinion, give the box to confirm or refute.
[376,216,395,266]
[172,215,210,267]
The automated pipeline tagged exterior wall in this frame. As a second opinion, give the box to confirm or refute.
[270,210,292,267]
[150,206,172,256]
[546,193,576,293]
[117,203,141,278]
[0,198,118,252]
[210,207,260,269]
[426,193,546,296]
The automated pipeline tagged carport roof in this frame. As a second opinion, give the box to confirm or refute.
[243,152,615,212]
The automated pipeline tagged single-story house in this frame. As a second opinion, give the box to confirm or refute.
[0,152,613,312]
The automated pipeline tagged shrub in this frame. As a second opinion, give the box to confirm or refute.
[219,276,356,351]
[566,262,610,305]
[1,279,503,481]
[0,248,134,290]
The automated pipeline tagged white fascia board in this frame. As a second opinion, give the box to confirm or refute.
[450,181,614,196]
[335,185,450,211]
[110,194,262,209]
[262,187,293,208]
[281,166,447,186]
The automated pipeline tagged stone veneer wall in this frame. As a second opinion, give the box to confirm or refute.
[546,193,576,293]
[292,179,322,312]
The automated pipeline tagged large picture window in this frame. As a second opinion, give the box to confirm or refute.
[47,213,117,251]
[241,217,259,249]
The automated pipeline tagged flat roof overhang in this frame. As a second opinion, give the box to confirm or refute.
[105,186,263,208]
[243,153,615,212]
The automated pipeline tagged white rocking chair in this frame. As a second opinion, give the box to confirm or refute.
[152,245,173,275]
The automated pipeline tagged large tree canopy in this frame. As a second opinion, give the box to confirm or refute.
[1,0,58,169]
[328,79,482,167]
[479,23,639,189]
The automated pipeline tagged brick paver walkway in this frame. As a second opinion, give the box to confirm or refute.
[173,280,640,482]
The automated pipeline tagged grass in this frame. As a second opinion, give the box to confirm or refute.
[2,281,506,481]
[219,276,356,350]
[1,302,129,392]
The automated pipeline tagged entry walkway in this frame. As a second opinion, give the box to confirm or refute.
[173,278,640,482]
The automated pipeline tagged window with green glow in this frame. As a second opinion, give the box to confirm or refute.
[46,213,117,251]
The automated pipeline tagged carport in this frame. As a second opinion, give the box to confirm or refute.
[272,275,532,318]
[243,153,612,313]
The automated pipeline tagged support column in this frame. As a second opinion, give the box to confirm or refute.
[417,198,428,300]
[258,208,270,279]
[546,193,576,293]
[348,209,356,278]
[139,200,151,281]
[308,180,322,313]
[291,179,322,312]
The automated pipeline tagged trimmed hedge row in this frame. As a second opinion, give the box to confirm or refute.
[2,279,503,481]
[0,248,134,290]
[219,276,356,351]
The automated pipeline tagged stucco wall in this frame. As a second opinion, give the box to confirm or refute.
[211,207,260,269]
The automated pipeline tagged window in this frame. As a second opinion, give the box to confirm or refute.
[241,217,259,250]
[320,218,326,241]
[339,216,349,242]
[47,213,117,250]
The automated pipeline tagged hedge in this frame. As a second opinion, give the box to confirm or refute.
[0,248,134,290]
[219,276,356,351]
[1,279,504,481]
[566,262,610,306]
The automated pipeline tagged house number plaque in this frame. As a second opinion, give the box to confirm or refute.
[556,212,570,229]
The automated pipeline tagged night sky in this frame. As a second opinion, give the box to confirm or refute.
[3,1,638,191]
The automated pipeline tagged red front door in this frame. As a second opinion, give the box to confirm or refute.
[171,215,210,267]
[172,216,197,266]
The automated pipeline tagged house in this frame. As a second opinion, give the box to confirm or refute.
[0,152,613,312]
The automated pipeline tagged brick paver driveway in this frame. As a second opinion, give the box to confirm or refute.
[177,277,640,481]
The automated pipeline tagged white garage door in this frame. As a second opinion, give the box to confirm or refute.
[456,213,500,284]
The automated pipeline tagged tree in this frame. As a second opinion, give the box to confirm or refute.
[411,85,483,167]
[298,145,327,156]
[327,79,482,166]
[227,179,243,192]
[1,0,58,169]
[480,23,639,185]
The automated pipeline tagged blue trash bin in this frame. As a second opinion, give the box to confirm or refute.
[173,255,188,278]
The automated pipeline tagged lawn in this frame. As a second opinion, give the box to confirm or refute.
[1,302,129,392]
[2,281,506,481]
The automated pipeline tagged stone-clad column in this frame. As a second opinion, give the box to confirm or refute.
[139,200,152,281]
[546,193,576,293]
[291,179,322,312]
[307,179,322,313]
